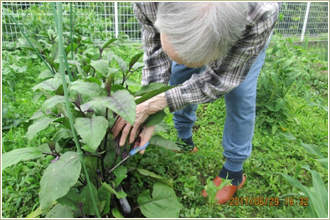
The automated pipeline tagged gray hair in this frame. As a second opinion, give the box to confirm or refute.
[155,2,249,64]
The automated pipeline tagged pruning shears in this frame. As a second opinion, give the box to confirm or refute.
[108,142,149,174]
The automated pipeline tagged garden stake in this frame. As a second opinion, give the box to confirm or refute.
[55,2,101,218]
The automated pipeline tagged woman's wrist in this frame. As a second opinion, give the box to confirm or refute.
[144,92,168,115]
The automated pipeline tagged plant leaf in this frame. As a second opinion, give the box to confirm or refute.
[39,151,81,211]
[2,147,43,171]
[74,116,108,151]
[128,52,143,72]
[101,182,127,199]
[315,158,328,169]
[135,83,169,96]
[91,59,110,77]
[45,204,73,218]
[42,95,67,111]
[26,206,47,218]
[144,110,166,127]
[38,69,54,79]
[135,85,174,105]
[100,90,136,125]
[112,208,124,218]
[26,117,58,141]
[279,132,296,141]
[137,182,182,218]
[18,37,43,52]
[101,38,117,50]
[79,184,100,216]
[98,184,112,216]
[113,55,127,72]
[69,80,102,96]
[136,168,173,187]
[113,166,127,188]
[301,142,324,159]
[32,77,62,92]
[149,135,181,151]
[57,188,80,209]
[302,165,328,217]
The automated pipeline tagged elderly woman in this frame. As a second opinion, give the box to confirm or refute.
[113,2,281,204]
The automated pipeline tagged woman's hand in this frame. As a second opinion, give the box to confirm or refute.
[112,93,168,146]
[133,125,156,154]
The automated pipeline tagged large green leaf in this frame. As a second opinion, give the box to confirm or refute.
[79,184,100,216]
[38,69,54,79]
[279,132,296,141]
[136,168,173,187]
[149,135,181,151]
[135,85,174,105]
[42,95,67,111]
[18,37,43,52]
[32,77,62,92]
[128,52,143,72]
[39,151,81,211]
[113,55,127,72]
[9,64,27,73]
[100,90,136,125]
[315,158,328,169]
[301,142,324,159]
[26,117,58,141]
[51,128,72,143]
[98,184,112,216]
[278,172,325,218]
[137,182,182,218]
[144,110,166,127]
[302,165,328,217]
[135,83,167,96]
[57,188,80,209]
[69,80,102,96]
[2,147,43,171]
[45,204,73,218]
[113,166,127,188]
[74,116,108,151]
[91,59,110,77]
[101,38,117,50]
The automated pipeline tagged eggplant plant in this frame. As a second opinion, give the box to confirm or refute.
[2,3,182,218]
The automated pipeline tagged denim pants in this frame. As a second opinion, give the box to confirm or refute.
[169,46,267,172]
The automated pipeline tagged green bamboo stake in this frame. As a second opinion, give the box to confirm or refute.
[10,15,55,75]
[51,3,74,82]
[70,3,74,60]
[56,3,101,218]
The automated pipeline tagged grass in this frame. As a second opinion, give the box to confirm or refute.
[1,35,328,218]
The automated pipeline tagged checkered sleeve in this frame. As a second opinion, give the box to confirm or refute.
[165,2,281,112]
[133,3,172,86]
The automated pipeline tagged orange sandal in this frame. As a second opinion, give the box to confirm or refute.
[202,175,246,204]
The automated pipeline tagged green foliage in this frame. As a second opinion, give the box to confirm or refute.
[2,8,181,218]
[39,151,81,210]
[204,177,232,205]
[1,6,328,219]
[256,34,328,134]
[137,182,183,218]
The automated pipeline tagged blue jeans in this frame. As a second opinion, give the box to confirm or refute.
[169,46,267,172]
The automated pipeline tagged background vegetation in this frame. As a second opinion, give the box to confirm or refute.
[1,3,328,218]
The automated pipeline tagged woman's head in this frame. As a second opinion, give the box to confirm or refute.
[155,2,248,67]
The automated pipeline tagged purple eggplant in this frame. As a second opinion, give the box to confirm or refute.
[115,185,134,218]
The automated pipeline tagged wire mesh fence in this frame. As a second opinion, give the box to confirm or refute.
[1,2,328,45]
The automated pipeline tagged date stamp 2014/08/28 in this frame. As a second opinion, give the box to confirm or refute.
[229,197,309,206]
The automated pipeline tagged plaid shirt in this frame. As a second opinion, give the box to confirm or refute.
[133,2,281,112]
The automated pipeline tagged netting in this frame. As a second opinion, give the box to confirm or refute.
[1,2,328,44]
